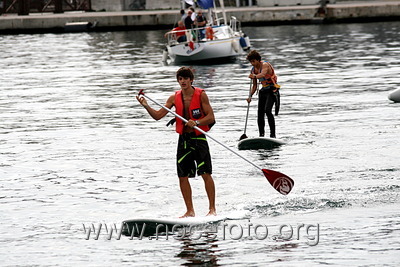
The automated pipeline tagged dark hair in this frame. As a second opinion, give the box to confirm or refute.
[176,67,194,81]
[246,50,261,62]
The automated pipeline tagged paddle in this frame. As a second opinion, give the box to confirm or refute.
[137,89,294,195]
[240,79,254,141]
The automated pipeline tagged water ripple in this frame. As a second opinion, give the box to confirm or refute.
[1,22,399,266]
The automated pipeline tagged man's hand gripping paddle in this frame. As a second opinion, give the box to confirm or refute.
[138,89,294,195]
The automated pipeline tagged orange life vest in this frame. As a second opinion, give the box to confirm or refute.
[175,87,210,136]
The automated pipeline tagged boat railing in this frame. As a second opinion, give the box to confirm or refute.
[230,16,238,32]
[166,29,188,46]
[166,25,233,46]
[229,16,243,35]
[214,17,224,26]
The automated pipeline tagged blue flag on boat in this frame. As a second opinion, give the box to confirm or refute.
[197,0,214,9]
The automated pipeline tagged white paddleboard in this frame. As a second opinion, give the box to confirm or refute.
[122,216,228,237]
[238,137,286,150]
[388,88,400,102]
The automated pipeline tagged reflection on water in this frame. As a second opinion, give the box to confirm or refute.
[1,21,399,266]
[178,235,220,266]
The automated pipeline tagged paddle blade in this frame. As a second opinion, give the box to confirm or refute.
[262,169,294,195]
[239,134,247,140]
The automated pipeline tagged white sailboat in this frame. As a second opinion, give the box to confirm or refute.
[163,0,251,64]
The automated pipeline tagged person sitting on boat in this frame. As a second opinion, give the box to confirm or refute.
[194,10,207,40]
[164,20,187,43]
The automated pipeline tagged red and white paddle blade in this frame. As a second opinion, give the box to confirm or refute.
[262,169,294,195]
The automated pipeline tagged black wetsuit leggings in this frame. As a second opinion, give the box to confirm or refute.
[258,88,276,137]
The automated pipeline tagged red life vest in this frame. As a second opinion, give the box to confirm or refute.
[175,87,210,136]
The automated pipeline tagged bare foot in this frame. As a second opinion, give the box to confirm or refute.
[179,211,195,218]
[206,209,217,216]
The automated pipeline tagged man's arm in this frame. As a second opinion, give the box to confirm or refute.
[256,62,272,78]
[136,94,174,121]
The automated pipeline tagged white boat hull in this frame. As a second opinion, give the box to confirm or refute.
[167,37,243,63]
[164,12,251,64]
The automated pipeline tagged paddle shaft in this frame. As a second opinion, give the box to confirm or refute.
[139,90,261,171]
[243,79,254,136]
[243,102,250,136]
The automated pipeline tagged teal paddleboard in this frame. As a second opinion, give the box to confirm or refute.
[238,137,285,150]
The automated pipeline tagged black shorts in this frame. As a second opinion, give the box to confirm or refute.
[176,133,212,178]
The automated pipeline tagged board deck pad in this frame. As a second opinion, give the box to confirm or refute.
[238,137,286,150]
[122,216,230,237]
[121,211,250,237]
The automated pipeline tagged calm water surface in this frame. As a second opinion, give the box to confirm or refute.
[1,21,399,266]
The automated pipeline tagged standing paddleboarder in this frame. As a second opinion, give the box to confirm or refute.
[136,67,217,218]
[246,50,280,138]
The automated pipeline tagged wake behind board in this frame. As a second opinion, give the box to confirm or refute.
[122,216,228,237]
[238,137,285,150]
